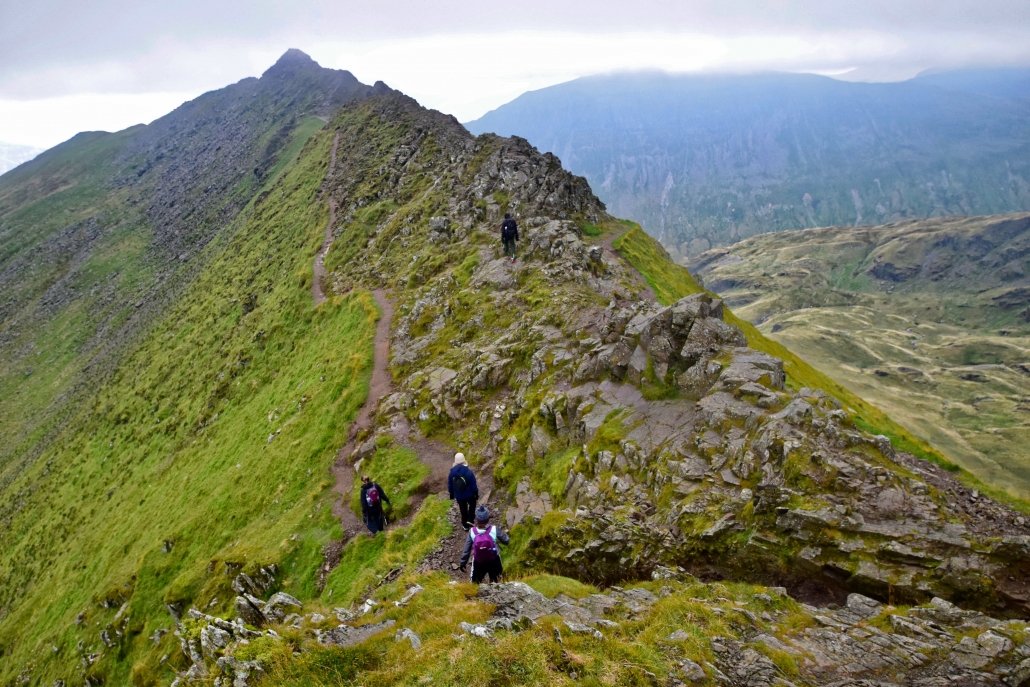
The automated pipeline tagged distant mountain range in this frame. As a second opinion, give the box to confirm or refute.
[467,69,1030,258]
[0,142,41,175]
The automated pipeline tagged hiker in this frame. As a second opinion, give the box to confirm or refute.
[448,452,479,530]
[500,212,519,262]
[459,505,509,583]
[359,475,391,534]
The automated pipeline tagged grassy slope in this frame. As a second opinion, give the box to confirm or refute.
[0,131,152,473]
[0,126,382,686]
[688,217,1029,498]
[611,224,1029,512]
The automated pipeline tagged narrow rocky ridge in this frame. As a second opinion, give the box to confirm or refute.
[313,91,1029,618]
[167,90,1029,686]
[314,123,501,583]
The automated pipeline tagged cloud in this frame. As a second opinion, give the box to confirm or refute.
[3,0,1030,99]
[2,1,1029,148]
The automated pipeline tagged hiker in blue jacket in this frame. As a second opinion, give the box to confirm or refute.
[459,506,509,583]
[448,452,479,531]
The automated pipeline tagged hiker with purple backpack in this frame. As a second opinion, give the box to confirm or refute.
[360,475,391,535]
[459,505,509,583]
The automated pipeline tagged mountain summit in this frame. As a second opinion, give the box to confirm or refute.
[1,55,1027,687]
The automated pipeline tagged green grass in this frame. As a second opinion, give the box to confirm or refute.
[320,496,451,607]
[348,438,430,522]
[523,574,599,599]
[0,129,384,686]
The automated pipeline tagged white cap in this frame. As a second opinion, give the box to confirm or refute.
[453,452,467,465]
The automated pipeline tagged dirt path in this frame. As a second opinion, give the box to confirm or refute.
[328,289,394,534]
[312,133,341,306]
[312,135,505,581]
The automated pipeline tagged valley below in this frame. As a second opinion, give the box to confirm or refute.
[689,214,1030,498]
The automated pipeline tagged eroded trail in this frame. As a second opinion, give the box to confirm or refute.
[313,130,502,582]
[328,289,394,533]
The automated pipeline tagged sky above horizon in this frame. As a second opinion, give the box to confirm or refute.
[2,0,1030,150]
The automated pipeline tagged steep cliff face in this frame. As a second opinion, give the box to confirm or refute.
[466,70,1030,258]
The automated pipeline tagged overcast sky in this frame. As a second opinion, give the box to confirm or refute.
[2,0,1029,149]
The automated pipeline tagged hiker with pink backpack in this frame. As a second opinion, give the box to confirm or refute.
[360,475,391,534]
[458,505,510,583]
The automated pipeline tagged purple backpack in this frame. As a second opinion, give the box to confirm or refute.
[471,526,499,564]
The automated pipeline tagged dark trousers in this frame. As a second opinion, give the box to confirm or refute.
[456,497,477,529]
[364,509,386,534]
[470,557,503,583]
[503,238,517,259]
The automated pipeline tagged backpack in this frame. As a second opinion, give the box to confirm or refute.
[453,473,468,492]
[471,526,499,564]
[365,485,380,509]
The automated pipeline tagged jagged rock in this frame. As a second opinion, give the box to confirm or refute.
[262,592,302,623]
[216,656,264,687]
[564,620,603,639]
[199,625,232,659]
[317,619,396,647]
[679,659,707,682]
[394,585,424,607]
[395,628,422,650]
[234,595,266,627]
[459,621,493,638]
[471,258,517,289]
[486,615,534,632]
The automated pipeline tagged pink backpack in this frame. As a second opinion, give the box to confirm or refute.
[471,526,499,563]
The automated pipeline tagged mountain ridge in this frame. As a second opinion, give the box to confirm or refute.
[0,55,1027,686]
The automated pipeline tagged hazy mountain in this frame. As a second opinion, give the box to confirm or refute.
[466,69,1030,258]
[0,142,41,175]
[689,213,1030,496]
[1,53,1026,686]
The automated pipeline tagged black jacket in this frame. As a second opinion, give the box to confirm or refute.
[448,464,478,501]
[360,481,390,516]
[501,218,518,242]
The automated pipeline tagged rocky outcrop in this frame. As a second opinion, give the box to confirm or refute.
[313,92,1030,619]
[471,582,1030,687]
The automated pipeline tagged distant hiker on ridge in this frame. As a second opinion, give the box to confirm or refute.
[448,452,479,531]
[500,212,519,262]
[459,505,509,583]
[359,475,391,535]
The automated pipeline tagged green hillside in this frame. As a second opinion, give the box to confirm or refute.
[687,215,1030,499]
[0,49,375,491]
[1,58,1027,687]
